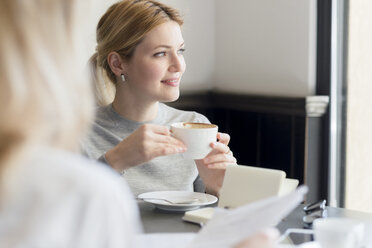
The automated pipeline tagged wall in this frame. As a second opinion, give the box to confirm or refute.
[345,0,372,213]
[214,0,317,97]
[85,0,118,60]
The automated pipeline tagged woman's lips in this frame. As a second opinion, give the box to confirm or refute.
[161,78,179,87]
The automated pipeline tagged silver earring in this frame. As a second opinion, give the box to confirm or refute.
[121,74,125,82]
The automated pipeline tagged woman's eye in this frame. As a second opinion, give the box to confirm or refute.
[177,48,185,55]
[154,52,166,57]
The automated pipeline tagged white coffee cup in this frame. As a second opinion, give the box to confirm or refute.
[170,122,218,159]
[313,217,365,248]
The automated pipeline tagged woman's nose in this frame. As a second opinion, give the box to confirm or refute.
[169,53,185,73]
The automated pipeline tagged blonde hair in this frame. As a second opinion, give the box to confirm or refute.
[90,0,184,106]
[0,0,94,173]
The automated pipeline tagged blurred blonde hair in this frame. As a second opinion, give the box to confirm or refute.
[90,0,184,106]
[0,0,94,173]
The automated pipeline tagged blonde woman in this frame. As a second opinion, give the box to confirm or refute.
[0,0,140,247]
[83,0,237,197]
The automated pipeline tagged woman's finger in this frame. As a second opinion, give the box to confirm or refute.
[150,144,187,158]
[203,153,237,165]
[217,132,230,145]
[206,162,236,169]
[140,124,171,135]
[139,124,186,148]
[152,132,187,148]
[210,141,230,154]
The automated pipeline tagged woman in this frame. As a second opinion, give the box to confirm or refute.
[83,0,237,197]
[0,0,140,247]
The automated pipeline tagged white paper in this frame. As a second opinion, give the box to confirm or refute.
[136,233,196,248]
[187,186,308,248]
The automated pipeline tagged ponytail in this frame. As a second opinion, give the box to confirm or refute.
[89,53,115,106]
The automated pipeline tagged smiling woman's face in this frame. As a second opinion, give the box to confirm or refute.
[123,21,186,103]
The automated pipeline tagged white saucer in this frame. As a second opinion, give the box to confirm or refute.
[138,191,218,211]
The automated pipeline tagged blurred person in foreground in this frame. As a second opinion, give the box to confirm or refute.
[0,0,140,247]
[0,0,277,247]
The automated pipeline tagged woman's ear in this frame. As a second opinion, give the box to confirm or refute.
[107,52,126,76]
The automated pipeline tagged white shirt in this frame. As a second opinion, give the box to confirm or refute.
[0,147,141,248]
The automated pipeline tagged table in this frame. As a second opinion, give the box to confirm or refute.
[138,201,201,233]
[138,201,372,234]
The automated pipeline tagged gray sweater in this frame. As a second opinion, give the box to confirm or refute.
[81,103,209,196]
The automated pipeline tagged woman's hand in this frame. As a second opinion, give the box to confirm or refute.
[195,132,237,196]
[105,124,186,172]
[234,228,280,248]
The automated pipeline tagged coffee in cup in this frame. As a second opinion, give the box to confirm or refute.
[170,122,218,159]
